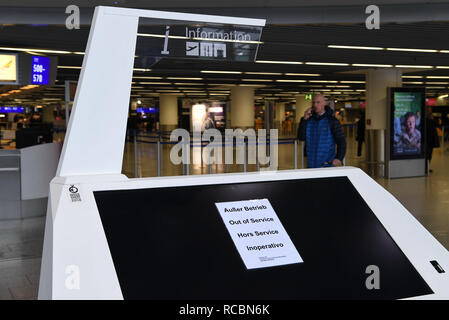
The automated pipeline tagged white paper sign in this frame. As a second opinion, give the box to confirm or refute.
[215,198,303,269]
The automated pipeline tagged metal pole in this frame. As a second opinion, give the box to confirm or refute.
[186,140,190,175]
[443,126,445,152]
[157,140,161,177]
[300,141,305,168]
[294,139,298,169]
[243,139,247,172]
[64,80,71,130]
[133,130,138,178]
[256,136,260,172]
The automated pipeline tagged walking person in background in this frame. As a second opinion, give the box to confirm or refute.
[356,111,366,157]
[425,107,440,173]
[297,94,346,168]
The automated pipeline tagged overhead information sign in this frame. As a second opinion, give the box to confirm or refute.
[0,54,17,83]
[215,198,303,269]
[135,21,263,67]
[31,56,50,85]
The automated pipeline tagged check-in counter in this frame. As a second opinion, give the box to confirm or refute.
[0,142,61,220]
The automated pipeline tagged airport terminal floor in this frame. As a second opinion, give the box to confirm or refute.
[0,133,447,300]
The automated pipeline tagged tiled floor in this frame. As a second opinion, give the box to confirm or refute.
[0,133,448,299]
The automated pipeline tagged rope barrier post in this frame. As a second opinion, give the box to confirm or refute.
[243,138,247,172]
[294,139,298,169]
[300,141,305,169]
[157,138,162,177]
[185,140,190,176]
[208,158,212,174]
[186,146,190,175]
[256,137,260,171]
[133,129,138,178]
[443,126,445,153]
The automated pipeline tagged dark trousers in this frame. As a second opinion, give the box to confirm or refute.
[357,140,364,157]
[427,148,433,162]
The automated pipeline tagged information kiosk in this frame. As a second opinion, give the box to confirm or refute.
[38,6,449,300]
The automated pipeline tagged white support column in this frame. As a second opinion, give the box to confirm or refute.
[159,94,178,132]
[42,105,55,124]
[274,102,285,131]
[231,86,255,129]
[295,95,311,124]
[365,68,402,165]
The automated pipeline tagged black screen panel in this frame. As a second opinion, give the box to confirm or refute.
[94,177,433,299]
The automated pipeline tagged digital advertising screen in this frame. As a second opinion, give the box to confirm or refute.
[0,53,18,84]
[390,88,425,160]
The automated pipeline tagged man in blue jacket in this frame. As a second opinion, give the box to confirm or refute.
[297,95,346,168]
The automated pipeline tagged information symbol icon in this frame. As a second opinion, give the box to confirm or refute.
[69,185,78,194]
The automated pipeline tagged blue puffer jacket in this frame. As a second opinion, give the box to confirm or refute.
[297,107,346,168]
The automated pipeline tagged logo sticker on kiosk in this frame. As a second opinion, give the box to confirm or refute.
[215,198,303,269]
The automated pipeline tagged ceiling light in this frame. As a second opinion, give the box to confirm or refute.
[427,76,449,79]
[133,76,163,79]
[166,77,203,80]
[403,81,424,84]
[275,80,307,82]
[395,65,433,69]
[201,70,242,74]
[57,66,81,69]
[340,81,365,83]
[255,60,303,65]
[242,79,273,82]
[352,63,393,67]
[426,82,449,85]
[309,80,338,83]
[305,62,350,66]
[139,82,172,85]
[245,72,283,75]
[387,48,438,53]
[328,45,383,50]
[284,73,321,76]
[402,76,424,78]
[174,83,204,85]
[0,46,73,54]
[436,66,449,69]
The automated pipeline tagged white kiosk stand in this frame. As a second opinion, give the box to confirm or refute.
[38,6,449,300]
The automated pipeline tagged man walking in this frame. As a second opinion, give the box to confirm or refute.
[297,95,346,168]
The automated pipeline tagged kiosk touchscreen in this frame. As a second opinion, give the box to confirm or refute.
[38,6,449,300]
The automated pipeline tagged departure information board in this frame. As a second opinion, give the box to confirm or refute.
[31,56,50,85]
